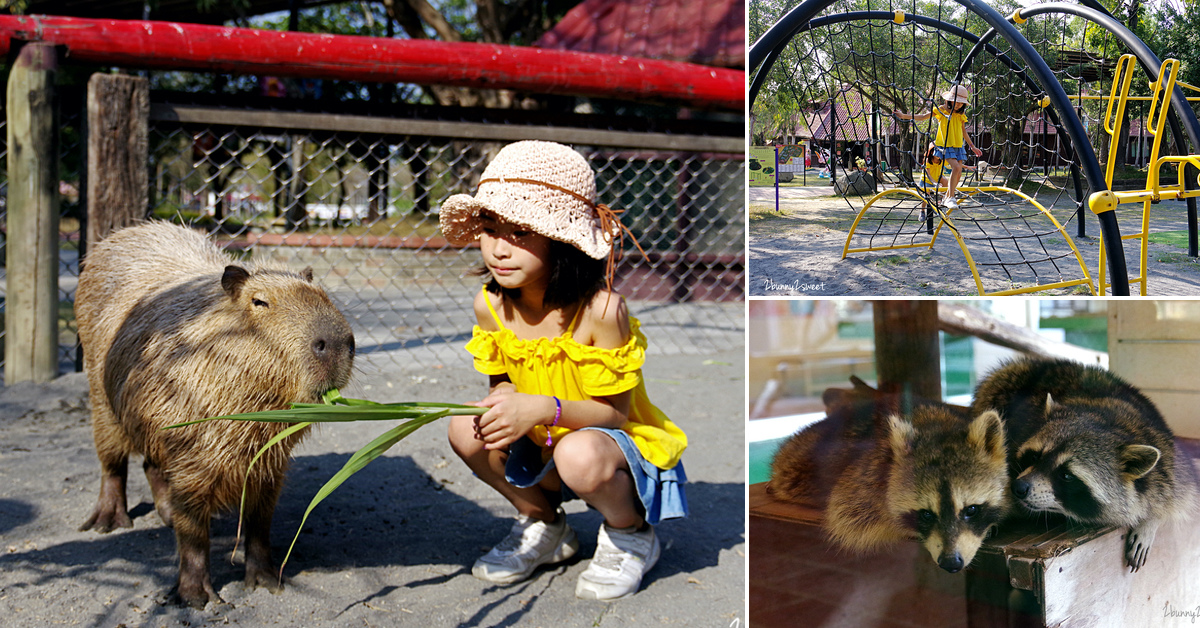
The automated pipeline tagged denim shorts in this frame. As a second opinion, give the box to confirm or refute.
[504,427,689,525]
[933,145,968,162]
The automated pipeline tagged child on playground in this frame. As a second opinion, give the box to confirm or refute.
[438,140,689,601]
[894,84,983,209]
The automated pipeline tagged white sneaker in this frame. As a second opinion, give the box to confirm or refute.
[942,197,959,210]
[472,509,579,584]
[575,523,661,600]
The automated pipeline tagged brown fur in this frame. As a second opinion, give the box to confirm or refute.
[75,221,355,608]
[769,379,1010,572]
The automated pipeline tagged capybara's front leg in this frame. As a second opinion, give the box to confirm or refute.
[143,458,173,527]
[79,455,132,533]
[171,499,220,609]
[80,404,134,533]
[243,480,284,593]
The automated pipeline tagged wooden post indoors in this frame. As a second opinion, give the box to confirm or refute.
[872,300,941,401]
[86,72,149,245]
[5,42,60,385]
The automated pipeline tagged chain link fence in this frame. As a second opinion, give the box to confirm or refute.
[2,95,745,377]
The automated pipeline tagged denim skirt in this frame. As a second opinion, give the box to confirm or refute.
[504,427,689,525]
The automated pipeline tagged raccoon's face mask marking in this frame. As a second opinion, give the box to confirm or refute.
[1012,448,1103,520]
[905,506,997,573]
[904,486,1002,573]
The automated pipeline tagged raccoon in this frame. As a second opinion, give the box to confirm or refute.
[970,357,1199,571]
[769,379,1010,573]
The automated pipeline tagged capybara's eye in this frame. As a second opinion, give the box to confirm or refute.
[252,298,269,308]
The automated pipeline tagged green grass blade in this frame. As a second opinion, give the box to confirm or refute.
[162,402,484,429]
[233,420,312,561]
[278,410,454,575]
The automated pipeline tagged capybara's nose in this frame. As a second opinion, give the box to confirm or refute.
[1012,478,1031,499]
[938,552,964,573]
[313,333,354,361]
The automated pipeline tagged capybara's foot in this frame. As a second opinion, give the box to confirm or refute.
[80,472,132,532]
[171,579,223,610]
[79,499,133,533]
[244,559,284,594]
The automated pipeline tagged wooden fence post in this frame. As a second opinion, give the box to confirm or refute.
[5,42,60,385]
[873,300,942,401]
[86,72,149,246]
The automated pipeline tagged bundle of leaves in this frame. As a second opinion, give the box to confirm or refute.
[164,389,485,575]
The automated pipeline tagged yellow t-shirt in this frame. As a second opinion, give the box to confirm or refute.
[932,107,968,149]
[923,160,947,187]
[464,289,688,470]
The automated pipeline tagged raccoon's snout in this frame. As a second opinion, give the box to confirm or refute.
[938,552,965,573]
[1012,477,1031,499]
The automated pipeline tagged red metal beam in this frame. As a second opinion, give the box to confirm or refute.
[0,15,743,111]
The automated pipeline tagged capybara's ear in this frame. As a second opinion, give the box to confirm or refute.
[222,265,251,298]
[300,266,314,282]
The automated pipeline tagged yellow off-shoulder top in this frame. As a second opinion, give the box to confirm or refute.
[464,288,687,470]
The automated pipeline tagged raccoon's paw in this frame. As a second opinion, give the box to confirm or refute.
[1125,523,1158,572]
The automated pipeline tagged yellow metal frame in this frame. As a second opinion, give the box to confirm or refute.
[842,186,1095,296]
[1095,56,1195,296]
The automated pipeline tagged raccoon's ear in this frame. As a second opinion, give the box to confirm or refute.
[888,414,916,458]
[1121,444,1161,479]
[968,410,1006,462]
[1044,393,1057,415]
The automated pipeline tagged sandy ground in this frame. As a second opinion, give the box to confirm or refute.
[0,346,745,627]
[749,184,1200,296]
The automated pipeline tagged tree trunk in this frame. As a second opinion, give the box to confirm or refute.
[86,72,149,246]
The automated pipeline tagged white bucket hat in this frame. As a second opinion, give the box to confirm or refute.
[439,140,618,260]
[943,84,971,105]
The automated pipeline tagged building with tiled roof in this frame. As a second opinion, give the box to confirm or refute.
[534,0,744,69]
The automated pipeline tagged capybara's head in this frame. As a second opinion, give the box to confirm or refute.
[221,264,355,401]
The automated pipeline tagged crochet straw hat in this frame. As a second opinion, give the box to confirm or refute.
[943,84,971,105]
[439,140,617,260]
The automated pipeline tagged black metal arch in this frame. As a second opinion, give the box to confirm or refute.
[750,0,1131,295]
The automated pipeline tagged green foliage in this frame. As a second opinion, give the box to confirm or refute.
[0,0,29,14]
[1147,0,1200,93]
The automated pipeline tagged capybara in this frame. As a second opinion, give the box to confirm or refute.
[75,221,355,608]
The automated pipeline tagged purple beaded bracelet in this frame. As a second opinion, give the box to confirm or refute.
[546,396,562,446]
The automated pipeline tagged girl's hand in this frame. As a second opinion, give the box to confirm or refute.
[471,390,555,450]
[972,146,983,157]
